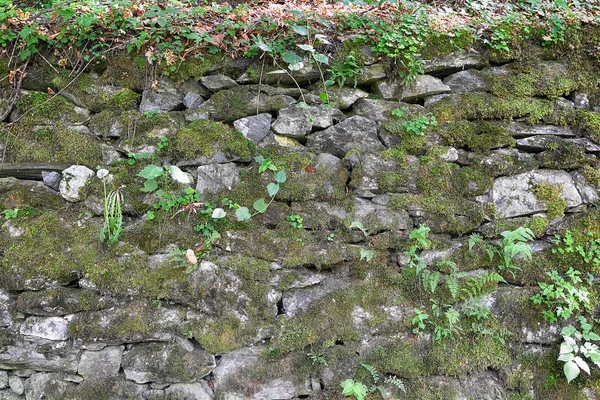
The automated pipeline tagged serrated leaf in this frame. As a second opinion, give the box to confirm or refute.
[137,164,164,179]
[253,198,268,213]
[267,182,279,197]
[236,207,251,221]
[282,50,301,65]
[211,208,226,219]
[298,44,314,52]
[564,360,580,383]
[574,356,591,375]
[140,179,158,193]
[560,341,576,355]
[274,170,287,183]
[291,25,309,36]
[313,53,329,64]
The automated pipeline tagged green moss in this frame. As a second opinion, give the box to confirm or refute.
[532,182,567,220]
[528,216,549,238]
[159,53,225,83]
[429,93,554,125]
[422,28,475,58]
[575,110,600,143]
[173,119,254,161]
[98,52,145,91]
[211,88,249,121]
[581,165,600,186]
[437,121,515,152]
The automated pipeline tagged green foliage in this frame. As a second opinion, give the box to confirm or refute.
[341,364,404,400]
[530,268,592,323]
[168,247,199,274]
[391,108,439,136]
[287,214,303,229]
[349,220,369,237]
[329,53,363,87]
[359,248,374,262]
[558,316,600,383]
[553,230,600,269]
[99,172,124,246]
[1,208,20,220]
[341,379,368,400]
[469,227,534,278]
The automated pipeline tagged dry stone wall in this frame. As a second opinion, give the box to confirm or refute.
[1,41,600,400]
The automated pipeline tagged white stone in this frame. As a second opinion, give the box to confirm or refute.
[78,346,123,378]
[20,317,69,341]
[59,165,95,202]
[8,376,24,395]
[168,165,193,185]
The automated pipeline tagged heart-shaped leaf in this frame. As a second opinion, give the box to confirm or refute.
[211,208,226,219]
[236,207,251,221]
[253,198,268,213]
[267,182,279,197]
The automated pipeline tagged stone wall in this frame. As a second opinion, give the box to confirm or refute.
[1,40,600,400]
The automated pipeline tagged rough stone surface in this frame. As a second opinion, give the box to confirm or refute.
[272,105,345,139]
[200,74,239,92]
[372,79,399,100]
[42,171,61,191]
[78,346,124,378]
[122,341,215,384]
[443,69,491,93]
[233,113,272,144]
[400,75,451,102]
[507,122,576,137]
[423,49,486,75]
[485,170,582,218]
[307,115,384,157]
[20,316,69,341]
[165,382,213,400]
[140,79,185,113]
[59,165,95,202]
[8,376,24,395]
[24,372,71,400]
[0,371,7,389]
[196,163,241,198]
[183,92,205,109]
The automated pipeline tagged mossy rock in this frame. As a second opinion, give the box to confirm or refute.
[97,52,146,92]
[118,111,185,155]
[16,287,116,316]
[173,119,254,166]
[428,92,554,124]
[0,178,64,210]
[436,120,515,152]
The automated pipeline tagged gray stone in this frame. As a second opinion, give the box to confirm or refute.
[516,135,561,152]
[168,165,194,186]
[423,93,451,107]
[200,74,238,92]
[212,346,261,393]
[233,113,271,144]
[356,64,387,85]
[424,371,506,400]
[78,346,123,379]
[307,116,384,158]
[59,165,95,202]
[42,171,61,191]
[440,147,459,162]
[566,137,600,152]
[0,371,7,389]
[165,382,212,400]
[20,317,69,341]
[572,91,590,110]
[507,122,575,138]
[474,149,539,177]
[196,163,240,198]
[352,99,400,123]
[423,49,486,75]
[443,69,491,93]
[371,79,399,100]
[272,105,345,139]
[16,287,115,317]
[572,171,599,204]
[283,277,352,317]
[183,92,205,109]
[400,75,451,102]
[88,111,126,138]
[0,339,79,373]
[485,170,582,219]
[350,153,401,197]
[24,372,71,400]
[352,198,412,233]
[326,87,369,109]
[122,341,215,384]
[8,376,23,395]
[0,290,14,329]
[140,78,185,113]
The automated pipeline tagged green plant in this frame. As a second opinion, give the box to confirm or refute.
[327,233,335,241]
[412,308,429,336]
[341,379,368,400]
[168,247,199,274]
[359,248,374,262]
[360,364,406,398]
[400,113,438,136]
[1,208,20,219]
[530,268,592,323]
[328,53,363,87]
[349,220,368,237]
[558,316,600,383]
[287,214,303,229]
[553,230,600,268]
[307,349,328,367]
[98,169,124,246]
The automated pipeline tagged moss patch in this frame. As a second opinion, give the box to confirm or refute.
[436,121,515,152]
[532,182,567,220]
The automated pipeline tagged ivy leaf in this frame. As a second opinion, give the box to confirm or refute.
[360,248,374,262]
[236,207,251,221]
[274,170,287,183]
[291,25,309,36]
[564,360,580,383]
[288,62,304,71]
[313,53,329,64]
[282,50,301,65]
[211,208,226,219]
[267,182,279,197]
[137,164,164,179]
[253,198,268,213]
[298,44,314,52]
[140,179,158,193]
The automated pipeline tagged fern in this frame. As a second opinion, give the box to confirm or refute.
[360,364,406,398]
[384,375,406,393]
[361,364,380,383]
[423,270,441,295]
[446,275,459,301]
[468,233,483,250]
[461,271,506,299]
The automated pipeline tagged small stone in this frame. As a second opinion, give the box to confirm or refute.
[182,92,204,109]
[140,78,184,113]
[196,163,240,198]
[400,75,451,102]
[165,382,212,400]
[8,376,24,395]
[168,166,193,186]
[200,74,238,92]
[372,79,399,100]
[59,165,95,202]
[572,91,590,110]
[440,147,459,162]
[42,171,61,191]
[78,346,124,379]
[0,371,8,389]
[233,113,272,144]
[443,70,490,93]
[307,116,384,158]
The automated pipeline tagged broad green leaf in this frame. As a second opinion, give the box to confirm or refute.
[256,42,272,52]
[313,53,329,64]
[267,182,279,197]
[298,44,314,52]
[253,198,268,213]
[291,25,309,36]
[558,353,574,362]
[140,179,158,193]
[360,248,374,262]
[320,92,328,103]
[282,50,301,65]
[254,155,265,164]
[211,208,226,219]
[274,170,287,183]
[137,164,164,179]
[574,356,590,375]
[564,360,580,383]
[315,34,331,44]
[236,207,251,221]
[296,102,309,109]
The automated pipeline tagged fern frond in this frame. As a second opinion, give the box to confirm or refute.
[361,364,380,383]
[384,375,406,393]
[446,276,459,300]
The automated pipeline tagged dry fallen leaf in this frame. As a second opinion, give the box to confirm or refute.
[185,249,198,265]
